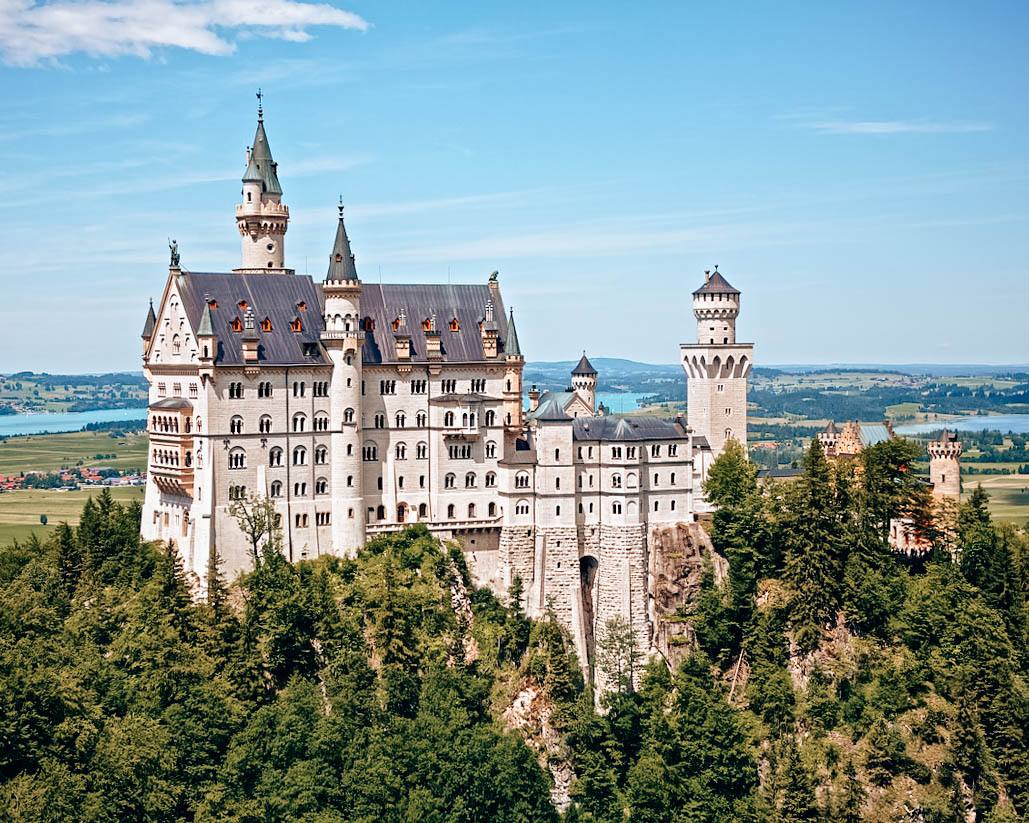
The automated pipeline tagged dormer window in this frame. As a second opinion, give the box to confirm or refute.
[261,317,273,332]
[363,317,375,332]
[449,317,460,332]
[296,301,307,312]
[238,300,248,311]
[392,316,402,332]
[207,299,218,310]
[290,317,303,333]
[230,317,243,333]
[422,318,432,332]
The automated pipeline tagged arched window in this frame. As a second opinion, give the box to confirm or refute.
[416,411,427,427]
[612,473,622,489]
[416,442,428,459]
[230,415,244,435]
[315,446,328,465]
[316,477,328,495]
[444,473,456,489]
[515,499,530,516]
[292,446,307,466]
[465,472,476,488]
[444,411,455,427]
[259,415,272,434]
[396,442,407,460]
[485,471,497,487]
[485,440,497,458]
[485,410,496,427]
[314,413,329,432]
[612,501,623,514]
[626,472,637,488]
[488,501,497,517]
[447,504,456,519]
[397,503,407,523]
[376,504,386,521]
[269,447,283,467]
[374,413,385,429]
[362,442,377,461]
[344,408,355,424]
[229,447,246,470]
[418,503,428,518]
[270,480,282,498]
[468,503,476,518]
[395,412,406,428]
[292,413,306,432]
[515,471,530,489]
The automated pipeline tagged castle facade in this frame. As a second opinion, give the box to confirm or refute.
[140,106,752,677]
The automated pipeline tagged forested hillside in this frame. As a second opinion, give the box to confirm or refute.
[0,438,1026,821]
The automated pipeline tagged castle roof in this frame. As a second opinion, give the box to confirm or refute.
[935,429,960,444]
[823,420,838,434]
[506,308,522,357]
[572,352,597,376]
[245,113,282,195]
[572,415,687,442]
[693,268,740,296]
[325,203,359,282]
[857,422,892,447]
[357,282,518,365]
[141,300,157,339]
[531,395,573,422]
[177,272,328,366]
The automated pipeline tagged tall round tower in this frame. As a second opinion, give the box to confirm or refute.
[235,95,290,273]
[320,201,365,555]
[571,352,598,414]
[680,266,753,460]
[928,430,962,499]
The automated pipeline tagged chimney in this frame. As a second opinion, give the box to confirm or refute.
[528,384,541,412]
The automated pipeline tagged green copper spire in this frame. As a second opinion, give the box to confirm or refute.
[141,299,157,339]
[244,90,282,195]
[325,198,359,282]
[197,302,214,337]
[506,308,522,357]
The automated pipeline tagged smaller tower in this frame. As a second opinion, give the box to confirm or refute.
[235,93,290,274]
[503,307,525,431]
[320,199,365,555]
[928,430,962,499]
[141,299,157,356]
[571,352,598,415]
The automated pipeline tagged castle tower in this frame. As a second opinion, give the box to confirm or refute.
[571,353,598,415]
[679,267,753,459]
[928,430,962,499]
[235,94,291,274]
[503,307,525,431]
[320,200,366,554]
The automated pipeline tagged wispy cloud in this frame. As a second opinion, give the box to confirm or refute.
[805,119,994,135]
[0,0,369,66]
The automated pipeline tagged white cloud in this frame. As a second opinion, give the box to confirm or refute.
[0,0,369,66]
[807,119,993,135]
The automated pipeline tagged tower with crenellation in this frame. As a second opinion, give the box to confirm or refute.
[928,430,962,499]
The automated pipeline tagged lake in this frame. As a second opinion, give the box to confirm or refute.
[0,408,148,437]
[895,414,1029,436]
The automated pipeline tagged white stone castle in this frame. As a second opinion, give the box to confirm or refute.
[140,104,753,675]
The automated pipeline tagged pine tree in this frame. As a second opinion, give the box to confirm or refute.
[778,737,819,822]
[834,758,865,823]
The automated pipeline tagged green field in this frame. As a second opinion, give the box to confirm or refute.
[967,476,1029,525]
[0,430,148,475]
[0,486,145,545]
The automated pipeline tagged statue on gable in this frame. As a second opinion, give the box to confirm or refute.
[169,239,180,268]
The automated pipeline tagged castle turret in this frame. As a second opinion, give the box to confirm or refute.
[235,93,290,274]
[680,266,753,460]
[504,306,525,430]
[928,430,962,499]
[320,200,365,554]
[571,352,598,415]
[141,299,156,356]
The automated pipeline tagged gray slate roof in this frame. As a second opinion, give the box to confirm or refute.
[572,353,597,376]
[526,391,576,421]
[858,423,893,447]
[177,273,328,366]
[357,282,517,365]
[506,309,522,357]
[175,273,516,368]
[141,300,157,339]
[693,268,740,295]
[531,395,573,422]
[325,206,359,282]
[572,415,688,442]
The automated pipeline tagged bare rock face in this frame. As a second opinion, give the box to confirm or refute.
[502,683,575,812]
[650,522,726,670]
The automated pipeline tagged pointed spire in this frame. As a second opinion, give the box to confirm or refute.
[197,302,214,337]
[572,351,597,376]
[325,197,359,282]
[245,91,282,195]
[506,308,522,357]
[141,299,157,339]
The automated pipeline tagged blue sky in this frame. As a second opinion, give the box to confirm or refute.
[1,1,1027,372]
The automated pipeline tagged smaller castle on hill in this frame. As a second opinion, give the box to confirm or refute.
[818,422,963,554]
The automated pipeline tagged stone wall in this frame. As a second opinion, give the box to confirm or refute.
[498,525,536,605]
[594,523,649,691]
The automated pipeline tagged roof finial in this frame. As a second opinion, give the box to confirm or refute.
[256,88,263,121]
[338,194,344,220]
[714,263,719,271]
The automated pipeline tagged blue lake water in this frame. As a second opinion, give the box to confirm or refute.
[0,408,148,437]
[595,391,656,414]
[895,414,1029,436]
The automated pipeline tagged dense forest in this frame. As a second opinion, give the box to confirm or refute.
[0,438,1026,821]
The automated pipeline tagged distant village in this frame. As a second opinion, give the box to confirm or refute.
[0,466,146,494]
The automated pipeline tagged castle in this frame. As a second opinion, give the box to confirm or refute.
[140,104,752,680]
